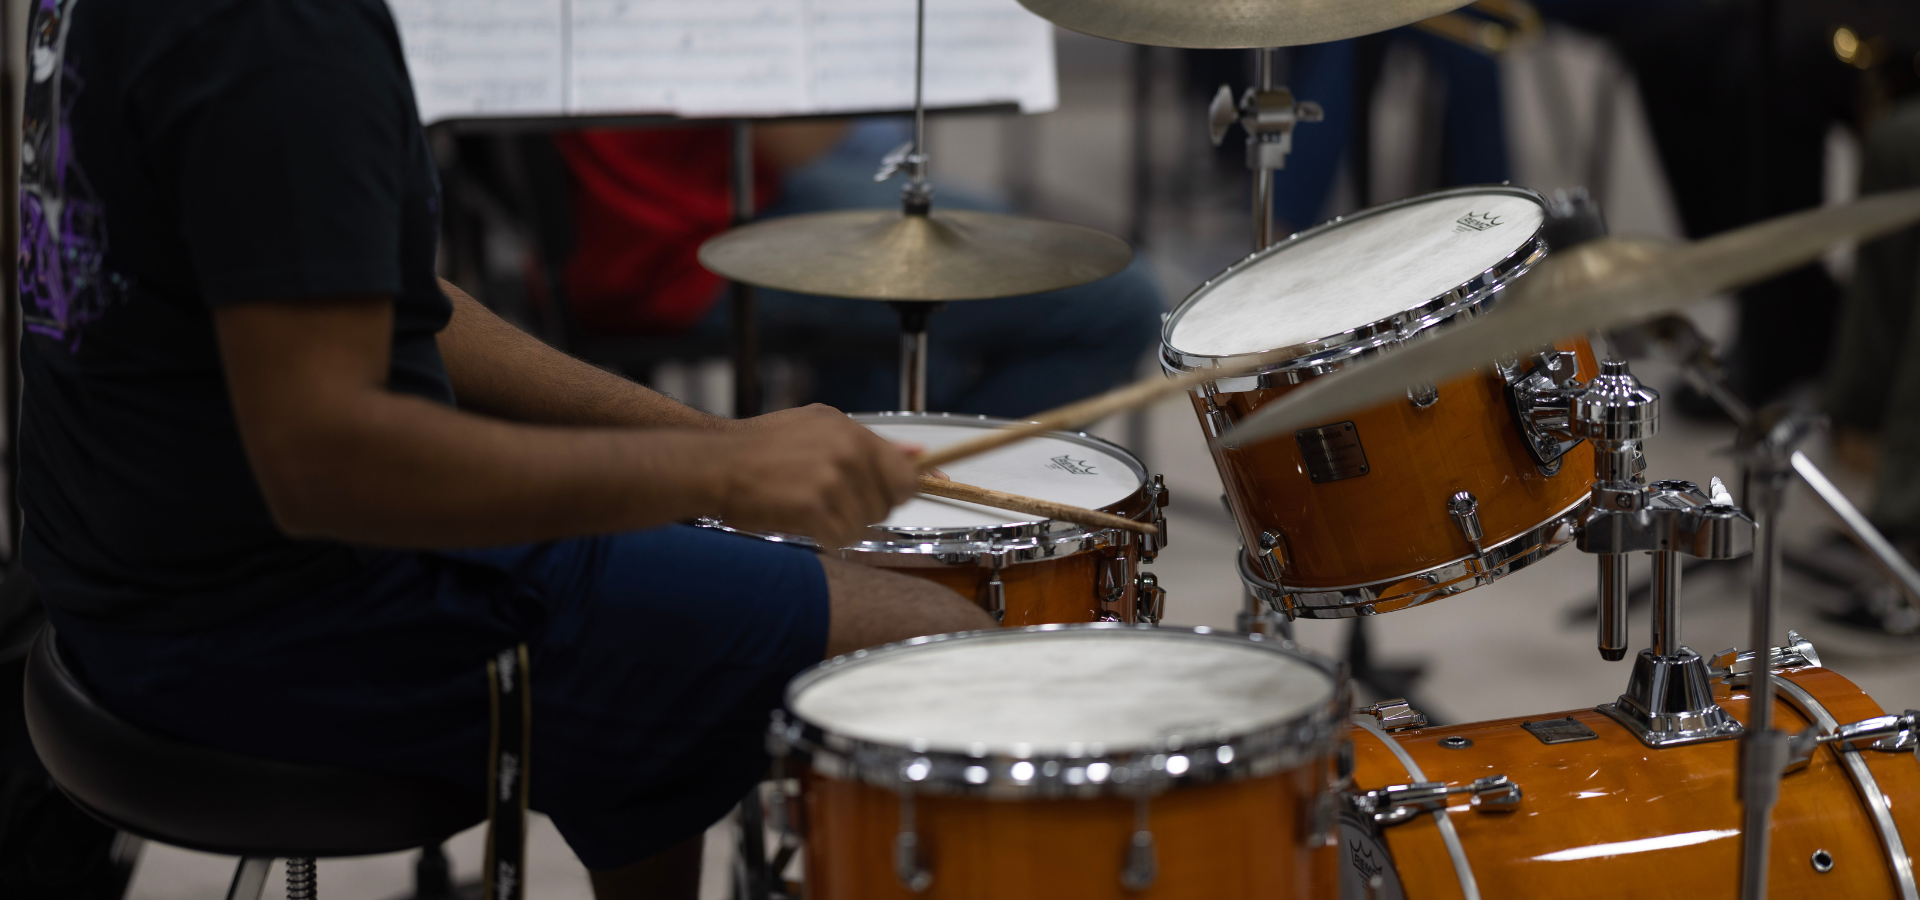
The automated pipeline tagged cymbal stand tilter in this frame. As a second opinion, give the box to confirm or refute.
[872,0,942,412]
[1208,48,1322,251]
[1573,359,1755,747]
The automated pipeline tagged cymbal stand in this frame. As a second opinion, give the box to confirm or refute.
[1652,314,1920,613]
[1573,359,1754,747]
[1730,408,1814,900]
[872,0,941,410]
[1208,49,1322,250]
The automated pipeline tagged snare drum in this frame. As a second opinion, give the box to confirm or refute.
[704,412,1169,626]
[1161,186,1596,619]
[1342,665,1920,899]
[772,625,1348,899]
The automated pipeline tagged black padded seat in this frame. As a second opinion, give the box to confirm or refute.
[23,628,484,859]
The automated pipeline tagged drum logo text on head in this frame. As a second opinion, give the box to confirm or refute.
[1047,455,1099,475]
[1453,211,1505,233]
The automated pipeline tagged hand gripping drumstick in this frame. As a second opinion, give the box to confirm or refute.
[916,476,1156,535]
[911,349,1292,472]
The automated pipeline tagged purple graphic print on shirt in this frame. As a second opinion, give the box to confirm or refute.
[19,0,125,353]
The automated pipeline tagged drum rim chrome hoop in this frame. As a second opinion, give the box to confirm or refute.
[1240,497,1586,619]
[844,411,1157,559]
[1160,184,1551,388]
[770,623,1349,798]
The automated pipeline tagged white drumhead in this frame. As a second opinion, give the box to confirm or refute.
[864,418,1143,529]
[792,630,1334,754]
[1168,191,1545,358]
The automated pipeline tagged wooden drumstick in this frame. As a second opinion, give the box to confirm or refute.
[912,349,1289,471]
[916,476,1156,535]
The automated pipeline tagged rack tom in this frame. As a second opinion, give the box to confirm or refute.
[700,412,1168,626]
[772,624,1348,899]
[1162,186,1596,619]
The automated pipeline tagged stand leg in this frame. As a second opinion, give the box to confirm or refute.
[729,120,761,418]
[889,303,941,412]
[1741,460,1792,900]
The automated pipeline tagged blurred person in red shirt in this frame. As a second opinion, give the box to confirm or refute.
[556,118,1163,418]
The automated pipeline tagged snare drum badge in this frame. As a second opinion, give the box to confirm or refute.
[1453,211,1504,233]
[1047,455,1099,475]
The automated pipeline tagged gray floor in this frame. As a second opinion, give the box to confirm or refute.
[123,25,1920,900]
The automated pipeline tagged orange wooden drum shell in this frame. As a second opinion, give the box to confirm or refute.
[800,766,1338,900]
[867,547,1139,627]
[1349,667,1920,899]
[1197,338,1597,591]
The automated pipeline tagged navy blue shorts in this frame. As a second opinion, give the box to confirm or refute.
[47,524,830,870]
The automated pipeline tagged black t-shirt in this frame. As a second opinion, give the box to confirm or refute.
[19,0,452,632]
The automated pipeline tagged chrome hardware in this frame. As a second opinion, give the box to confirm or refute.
[1240,499,1585,619]
[1578,478,1755,559]
[1447,491,1484,555]
[1712,630,1823,680]
[872,140,920,183]
[1812,849,1835,874]
[1795,710,1920,754]
[1598,551,1629,661]
[1256,530,1288,583]
[1502,349,1586,469]
[1574,360,1663,663]
[1596,647,1745,747]
[1134,572,1165,624]
[1407,380,1439,409]
[1140,475,1169,561]
[984,569,1006,623]
[1099,556,1130,606]
[1208,83,1323,173]
[1439,736,1473,750]
[1203,402,1233,439]
[1120,796,1157,891]
[894,791,933,892]
[1358,698,1429,732]
[1348,775,1522,827]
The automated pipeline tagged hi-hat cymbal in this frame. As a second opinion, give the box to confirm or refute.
[1217,188,1920,448]
[1016,0,1472,49]
[698,208,1132,302]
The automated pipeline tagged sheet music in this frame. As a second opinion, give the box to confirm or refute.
[387,0,1055,124]
[388,0,566,120]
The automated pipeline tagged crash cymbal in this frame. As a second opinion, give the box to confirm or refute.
[698,208,1132,302]
[1218,188,1920,448]
[1015,0,1472,49]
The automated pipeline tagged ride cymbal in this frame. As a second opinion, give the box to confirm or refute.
[1015,0,1472,49]
[698,208,1132,302]
[1217,188,1920,448]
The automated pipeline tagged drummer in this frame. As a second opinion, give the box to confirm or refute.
[15,2,991,897]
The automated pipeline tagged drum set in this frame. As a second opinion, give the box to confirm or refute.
[695,1,1920,898]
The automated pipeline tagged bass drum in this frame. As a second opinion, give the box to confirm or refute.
[1341,664,1920,899]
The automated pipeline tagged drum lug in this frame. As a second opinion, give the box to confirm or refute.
[1712,629,1822,681]
[893,793,933,893]
[1140,475,1170,562]
[1119,796,1158,891]
[1134,572,1165,624]
[981,547,1008,623]
[1356,698,1429,732]
[1406,379,1439,409]
[1256,530,1290,583]
[1346,775,1523,826]
[1790,709,1920,757]
[1446,491,1485,559]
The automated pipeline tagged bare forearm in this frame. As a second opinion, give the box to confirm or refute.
[435,279,731,430]
[260,391,739,547]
